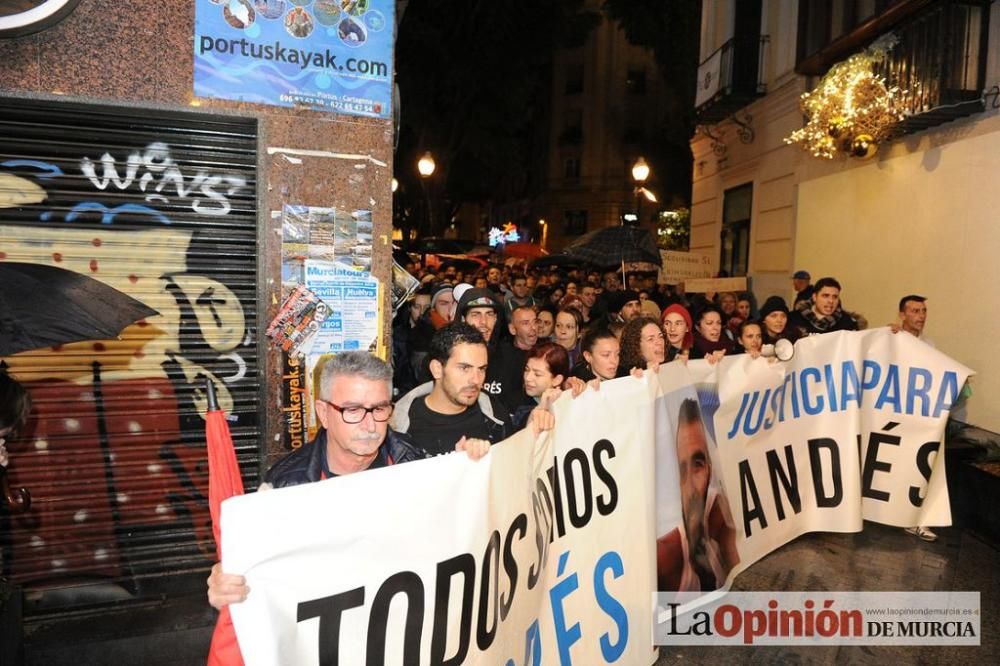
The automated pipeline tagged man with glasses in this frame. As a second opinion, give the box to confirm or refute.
[207,351,488,610]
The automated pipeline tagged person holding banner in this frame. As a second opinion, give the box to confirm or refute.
[513,342,571,430]
[393,323,554,455]
[691,305,735,358]
[206,351,491,611]
[619,316,666,374]
[571,326,621,382]
[733,320,764,356]
[758,296,801,346]
[788,276,859,336]
[657,398,740,592]
[661,303,693,362]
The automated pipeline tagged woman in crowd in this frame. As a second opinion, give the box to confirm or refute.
[728,293,753,335]
[661,303,693,361]
[536,304,556,341]
[512,342,570,431]
[619,316,666,374]
[758,296,800,346]
[553,307,584,367]
[548,285,566,306]
[572,326,621,382]
[733,320,764,356]
[691,305,734,357]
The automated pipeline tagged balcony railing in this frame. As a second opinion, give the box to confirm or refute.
[695,36,769,123]
[874,0,990,133]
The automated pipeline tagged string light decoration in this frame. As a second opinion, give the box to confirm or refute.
[786,35,907,160]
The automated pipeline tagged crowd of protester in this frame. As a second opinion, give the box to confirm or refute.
[392,261,872,404]
[206,260,937,610]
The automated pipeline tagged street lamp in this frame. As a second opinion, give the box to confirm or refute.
[417,152,436,236]
[631,156,650,225]
[539,218,548,249]
[417,152,436,177]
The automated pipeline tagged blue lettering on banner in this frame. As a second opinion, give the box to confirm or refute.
[727,361,962,439]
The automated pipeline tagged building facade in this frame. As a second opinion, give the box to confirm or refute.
[692,0,1000,432]
[534,1,670,250]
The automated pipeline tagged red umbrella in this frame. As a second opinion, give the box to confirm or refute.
[502,242,548,260]
[205,380,245,666]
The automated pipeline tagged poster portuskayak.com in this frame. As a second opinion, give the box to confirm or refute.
[194,0,394,118]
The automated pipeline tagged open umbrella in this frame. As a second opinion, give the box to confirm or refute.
[0,262,158,356]
[563,226,660,267]
[205,379,246,666]
[529,254,590,270]
[501,242,548,260]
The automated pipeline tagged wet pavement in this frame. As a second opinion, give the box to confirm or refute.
[656,522,999,664]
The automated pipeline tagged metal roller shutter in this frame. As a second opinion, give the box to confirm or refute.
[0,97,261,615]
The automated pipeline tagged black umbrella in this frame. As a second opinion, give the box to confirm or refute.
[563,226,661,267]
[529,254,590,270]
[0,262,158,356]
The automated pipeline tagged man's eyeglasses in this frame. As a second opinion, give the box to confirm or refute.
[318,400,393,424]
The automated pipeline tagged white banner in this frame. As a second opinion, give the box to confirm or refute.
[220,329,971,662]
[654,329,973,608]
[223,376,658,665]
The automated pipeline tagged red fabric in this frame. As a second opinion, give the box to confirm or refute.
[205,408,245,666]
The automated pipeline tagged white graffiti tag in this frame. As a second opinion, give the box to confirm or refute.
[80,142,247,216]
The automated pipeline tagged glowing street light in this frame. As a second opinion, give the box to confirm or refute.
[631,156,650,184]
[417,152,436,178]
[391,177,398,193]
[631,156,652,225]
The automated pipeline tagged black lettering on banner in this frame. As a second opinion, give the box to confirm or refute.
[430,555,475,665]
[862,423,900,502]
[592,439,619,515]
[501,513,527,621]
[563,448,594,529]
[528,476,556,591]
[738,459,768,537]
[476,531,501,651]
[365,572,423,666]
[808,437,843,507]
[546,461,568,538]
[766,445,802,520]
[296,586,364,666]
[909,441,941,507]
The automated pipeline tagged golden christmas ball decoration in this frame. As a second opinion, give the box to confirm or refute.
[850,134,878,160]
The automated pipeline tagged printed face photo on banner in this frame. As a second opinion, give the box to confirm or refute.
[655,378,740,598]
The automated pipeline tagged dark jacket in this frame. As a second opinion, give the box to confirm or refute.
[265,429,427,489]
[391,380,512,445]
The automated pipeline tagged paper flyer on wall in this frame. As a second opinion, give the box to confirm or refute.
[302,259,379,354]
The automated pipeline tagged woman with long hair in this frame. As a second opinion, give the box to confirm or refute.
[619,316,666,374]
[512,342,570,431]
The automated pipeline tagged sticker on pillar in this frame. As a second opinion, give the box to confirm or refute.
[193,0,394,118]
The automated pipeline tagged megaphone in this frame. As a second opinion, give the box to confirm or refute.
[761,338,795,362]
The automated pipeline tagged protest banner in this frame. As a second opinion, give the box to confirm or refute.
[653,329,973,615]
[223,376,659,665]
[658,250,713,285]
[219,329,971,662]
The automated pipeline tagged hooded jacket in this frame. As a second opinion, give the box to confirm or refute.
[391,380,511,446]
